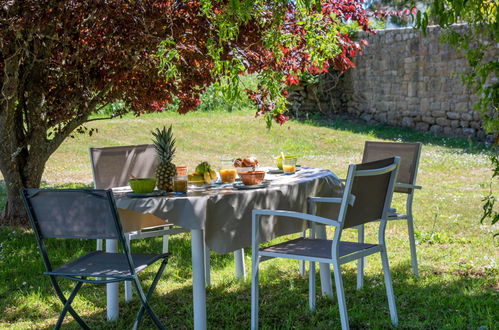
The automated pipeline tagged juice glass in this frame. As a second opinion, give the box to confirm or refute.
[172,176,188,193]
[282,157,297,174]
[219,159,237,183]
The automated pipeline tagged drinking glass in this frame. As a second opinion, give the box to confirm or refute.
[173,176,188,193]
[282,157,297,174]
[219,159,237,183]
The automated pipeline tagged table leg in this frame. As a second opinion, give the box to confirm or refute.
[316,226,333,297]
[191,229,207,330]
[106,239,119,321]
[234,248,246,280]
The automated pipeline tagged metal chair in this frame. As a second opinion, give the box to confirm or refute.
[251,157,400,330]
[20,188,169,329]
[358,141,422,281]
[89,145,186,299]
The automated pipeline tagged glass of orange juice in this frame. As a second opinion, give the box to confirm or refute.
[282,157,297,174]
[219,159,237,183]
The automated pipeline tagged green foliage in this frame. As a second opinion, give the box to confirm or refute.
[481,154,499,237]
[96,100,128,117]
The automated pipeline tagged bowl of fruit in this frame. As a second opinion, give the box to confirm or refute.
[233,157,265,185]
[187,161,218,187]
[233,157,259,177]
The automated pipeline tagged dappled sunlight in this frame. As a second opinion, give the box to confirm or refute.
[1,111,497,328]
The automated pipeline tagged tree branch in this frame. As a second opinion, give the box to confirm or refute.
[85,116,115,123]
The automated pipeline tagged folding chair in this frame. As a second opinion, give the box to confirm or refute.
[358,141,422,280]
[20,188,169,329]
[89,145,186,299]
[251,157,400,330]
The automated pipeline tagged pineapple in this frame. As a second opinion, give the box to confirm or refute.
[152,125,177,191]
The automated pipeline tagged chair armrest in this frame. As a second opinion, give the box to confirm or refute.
[395,183,422,190]
[308,194,356,207]
[252,209,340,227]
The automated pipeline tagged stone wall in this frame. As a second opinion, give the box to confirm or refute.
[287,25,496,140]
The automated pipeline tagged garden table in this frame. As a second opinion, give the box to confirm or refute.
[113,167,342,330]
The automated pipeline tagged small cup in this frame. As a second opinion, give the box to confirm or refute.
[172,176,188,193]
[282,157,297,174]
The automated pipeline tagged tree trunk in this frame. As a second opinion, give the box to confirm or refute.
[0,152,46,227]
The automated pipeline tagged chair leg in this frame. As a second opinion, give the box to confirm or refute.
[308,261,316,312]
[406,214,419,277]
[250,255,260,330]
[162,235,169,254]
[299,231,306,276]
[380,249,398,326]
[332,261,349,330]
[132,258,168,330]
[315,225,333,297]
[49,276,89,330]
[357,225,365,290]
[125,234,133,302]
[54,281,85,330]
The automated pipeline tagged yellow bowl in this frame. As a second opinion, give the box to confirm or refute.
[128,178,156,193]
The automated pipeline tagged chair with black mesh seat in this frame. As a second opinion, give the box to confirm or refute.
[20,188,169,330]
[251,157,400,330]
[358,141,422,280]
[90,144,187,299]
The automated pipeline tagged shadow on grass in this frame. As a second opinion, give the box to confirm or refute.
[1,226,496,329]
[298,115,494,155]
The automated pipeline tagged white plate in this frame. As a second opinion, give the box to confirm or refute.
[233,183,269,190]
[125,190,166,198]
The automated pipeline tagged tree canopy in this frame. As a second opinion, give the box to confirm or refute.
[0,0,371,224]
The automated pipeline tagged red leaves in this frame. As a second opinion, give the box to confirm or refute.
[274,114,289,125]
[1,0,374,125]
[285,75,300,86]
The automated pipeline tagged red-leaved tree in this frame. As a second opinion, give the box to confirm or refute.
[0,0,371,225]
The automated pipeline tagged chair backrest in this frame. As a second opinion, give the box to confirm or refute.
[20,188,122,240]
[362,141,421,194]
[89,144,159,189]
[341,157,399,229]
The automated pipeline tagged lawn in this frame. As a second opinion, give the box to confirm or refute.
[0,110,497,329]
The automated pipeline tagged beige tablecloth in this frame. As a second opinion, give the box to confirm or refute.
[115,168,342,254]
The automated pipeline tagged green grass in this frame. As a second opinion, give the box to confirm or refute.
[0,110,497,329]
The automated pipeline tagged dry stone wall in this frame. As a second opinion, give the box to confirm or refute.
[287,25,496,140]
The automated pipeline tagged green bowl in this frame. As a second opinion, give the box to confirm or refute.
[273,155,297,170]
[128,178,157,193]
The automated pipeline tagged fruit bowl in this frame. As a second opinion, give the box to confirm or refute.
[128,178,157,193]
[238,170,265,186]
[273,155,297,170]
